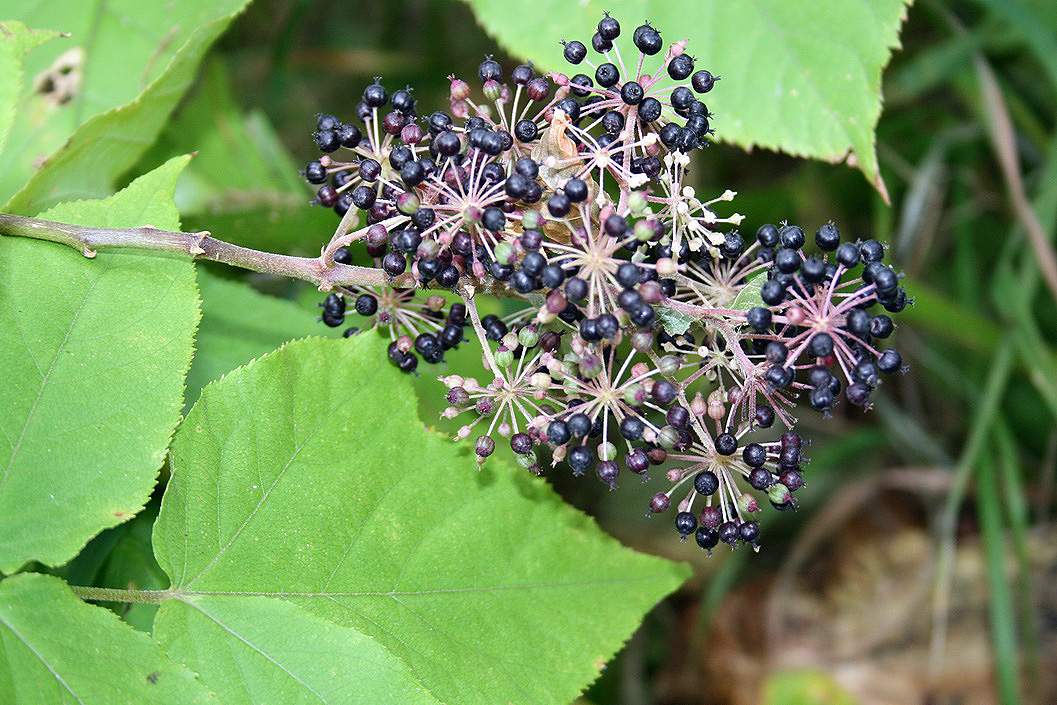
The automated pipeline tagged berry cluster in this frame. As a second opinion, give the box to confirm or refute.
[302,13,909,552]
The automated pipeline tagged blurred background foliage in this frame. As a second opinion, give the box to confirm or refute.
[121,0,1056,702]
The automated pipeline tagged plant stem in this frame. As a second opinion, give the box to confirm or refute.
[0,212,412,290]
[0,213,527,301]
[461,290,503,380]
[70,585,173,604]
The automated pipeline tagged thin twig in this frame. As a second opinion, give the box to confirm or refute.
[0,213,547,302]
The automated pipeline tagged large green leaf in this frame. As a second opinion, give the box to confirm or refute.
[0,573,217,705]
[186,271,336,408]
[2,0,250,213]
[463,0,909,196]
[0,21,60,154]
[0,156,200,572]
[153,336,689,705]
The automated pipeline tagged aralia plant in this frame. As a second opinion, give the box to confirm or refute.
[300,12,910,551]
[0,12,908,554]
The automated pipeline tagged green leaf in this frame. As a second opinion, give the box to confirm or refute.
[2,0,250,214]
[730,271,768,311]
[657,306,694,336]
[0,21,60,154]
[462,0,909,196]
[0,573,217,705]
[186,271,336,408]
[154,336,689,705]
[157,597,443,705]
[140,58,306,211]
[0,156,200,572]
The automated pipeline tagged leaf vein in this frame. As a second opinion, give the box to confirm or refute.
[0,613,87,705]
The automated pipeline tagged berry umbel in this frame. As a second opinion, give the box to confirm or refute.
[301,14,909,553]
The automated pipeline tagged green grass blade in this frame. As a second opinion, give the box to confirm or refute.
[975,449,1022,705]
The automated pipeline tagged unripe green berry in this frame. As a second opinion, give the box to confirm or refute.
[522,210,541,229]
[658,355,681,376]
[738,492,759,514]
[768,483,792,504]
[519,326,540,348]
[494,241,515,265]
[658,425,680,449]
[579,353,602,379]
[628,191,648,213]
[623,383,643,405]
[483,79,502,101]
[495,348,514,368]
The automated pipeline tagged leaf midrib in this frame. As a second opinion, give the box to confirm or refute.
[168,574,673,598]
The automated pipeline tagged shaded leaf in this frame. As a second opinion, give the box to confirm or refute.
[730,271,768,311]
[154,336,689,705]
[95,505,170,632]
[53,503,167,632]
[0,156,199,572]
[462,0,910,195]
[140,57,307,211]
[657,306,694,336]
[136,56,338,253]
[183,203,337,256]
[2,0,250,214]
[0,573,217,705]
[0,21,60,154]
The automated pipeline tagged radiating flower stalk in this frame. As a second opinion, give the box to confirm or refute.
[304,13,909,552]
